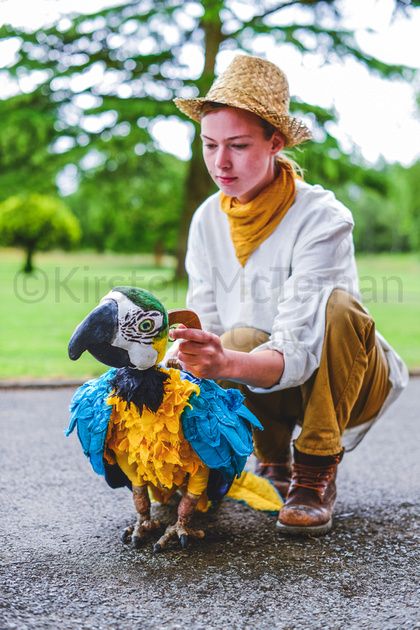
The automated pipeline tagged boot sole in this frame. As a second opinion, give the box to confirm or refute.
[276,518,333,537]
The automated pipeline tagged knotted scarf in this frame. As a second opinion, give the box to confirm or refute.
[220,158,297,266]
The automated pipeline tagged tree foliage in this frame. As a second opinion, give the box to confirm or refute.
[386,160,420,252]
[0,89,60,199]
[0,1,419,271]
[0,193,81,272]
[68,148,186,260]
[326,159,420,254]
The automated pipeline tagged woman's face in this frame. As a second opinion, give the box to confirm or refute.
[201,107,284,203]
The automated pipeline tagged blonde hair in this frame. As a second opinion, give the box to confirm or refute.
[201,102,303,178]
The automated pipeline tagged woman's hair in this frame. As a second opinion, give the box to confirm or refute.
[200,102,302,177]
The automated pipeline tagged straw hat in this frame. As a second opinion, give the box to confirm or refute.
[173,55,312,148]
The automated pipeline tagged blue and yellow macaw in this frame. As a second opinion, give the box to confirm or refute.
[66,286,282,552]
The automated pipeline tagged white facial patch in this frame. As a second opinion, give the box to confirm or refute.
[101,291,164,369]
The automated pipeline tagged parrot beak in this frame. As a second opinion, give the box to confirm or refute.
[68,299,131,368]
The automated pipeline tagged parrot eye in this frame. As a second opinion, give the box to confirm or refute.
[138,318,155,333]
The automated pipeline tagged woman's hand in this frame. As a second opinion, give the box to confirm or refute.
[169,325,285,388]
[169,326,232,380]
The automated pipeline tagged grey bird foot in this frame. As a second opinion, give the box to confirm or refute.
[152,522,205,553]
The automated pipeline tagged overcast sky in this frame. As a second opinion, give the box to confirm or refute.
[0,0,419,165]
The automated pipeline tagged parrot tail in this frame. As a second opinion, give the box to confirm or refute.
[226,471,283,513]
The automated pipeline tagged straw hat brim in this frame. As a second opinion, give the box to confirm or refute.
[174,96,312,148]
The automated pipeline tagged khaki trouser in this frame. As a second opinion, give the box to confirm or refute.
[220,289,391,458]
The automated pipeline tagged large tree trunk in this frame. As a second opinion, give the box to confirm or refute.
[175,2,225,280]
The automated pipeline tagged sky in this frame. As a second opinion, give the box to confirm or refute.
[0,0,419,166]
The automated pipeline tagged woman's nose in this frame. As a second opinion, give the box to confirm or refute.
[215,147,231,170]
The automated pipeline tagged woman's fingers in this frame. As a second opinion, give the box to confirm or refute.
[169,327,226,379]
[169,328,215,344]
[178,340,214,355]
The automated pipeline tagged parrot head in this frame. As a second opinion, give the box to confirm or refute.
[68,286,169,370]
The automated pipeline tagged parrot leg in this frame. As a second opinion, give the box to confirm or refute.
[153,492,205,553]
[122,485,161,548]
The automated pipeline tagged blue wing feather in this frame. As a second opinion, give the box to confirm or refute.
[66,367,262,493]
[65,368,117,475]
[181,378,262,480]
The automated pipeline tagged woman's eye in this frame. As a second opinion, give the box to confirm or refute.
[204,143,217,149]
[231,144,248,149]
[138,318,154,333]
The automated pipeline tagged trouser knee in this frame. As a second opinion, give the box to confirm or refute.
[325,289,375,352]
[220,327,269,353]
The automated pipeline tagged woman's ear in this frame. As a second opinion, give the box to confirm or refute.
[271,130,285,154]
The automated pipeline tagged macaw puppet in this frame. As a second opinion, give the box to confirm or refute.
[66,286,282,552]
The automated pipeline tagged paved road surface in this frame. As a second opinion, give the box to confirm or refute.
[0,381,419,629]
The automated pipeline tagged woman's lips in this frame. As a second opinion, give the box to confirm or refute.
[217,176,237,185]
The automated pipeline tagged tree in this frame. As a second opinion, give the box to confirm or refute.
[0,193,81,272]
[68,148,187,261]
[0,1,418,274]
[385,160,420,251]
[0,90,59,200]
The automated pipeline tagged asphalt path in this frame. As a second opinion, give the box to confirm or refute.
[0,380,419,630]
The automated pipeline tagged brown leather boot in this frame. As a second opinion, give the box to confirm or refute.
[277,447,344,536]
[255,453,292,499]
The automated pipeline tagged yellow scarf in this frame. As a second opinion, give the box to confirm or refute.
[220,159,297,266]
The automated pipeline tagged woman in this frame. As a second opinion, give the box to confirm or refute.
[168,54,408,536]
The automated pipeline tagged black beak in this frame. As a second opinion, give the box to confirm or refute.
[68,299,131,368]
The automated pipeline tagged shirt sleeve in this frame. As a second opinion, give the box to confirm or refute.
[185,207,224,336]
[248,207,357,393]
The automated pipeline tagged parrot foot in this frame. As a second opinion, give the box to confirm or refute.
[122,519,161,548]
[166,357,183,370]
[152,521,205,553]
[132,519,162,549]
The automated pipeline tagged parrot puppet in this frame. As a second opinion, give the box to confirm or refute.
[66,286,282,552]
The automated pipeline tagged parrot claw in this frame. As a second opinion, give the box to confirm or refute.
[166,358,183,370]
[152,522,205,552]
[123,519,161,548]
[121,525,134,544]
[179,534,189,549]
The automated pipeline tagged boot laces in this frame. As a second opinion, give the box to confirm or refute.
[291,462,337,494]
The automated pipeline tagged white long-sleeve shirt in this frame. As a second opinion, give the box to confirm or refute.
[183,180,408,447]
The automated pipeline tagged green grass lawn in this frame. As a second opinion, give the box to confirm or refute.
[356,253,420,370]
[0,249,187,379]
[1,248,419,379]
